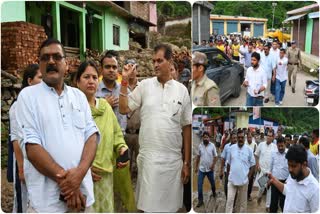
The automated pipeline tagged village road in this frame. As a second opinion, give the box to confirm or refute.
[223,70,316,106]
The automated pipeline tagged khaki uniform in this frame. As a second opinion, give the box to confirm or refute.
[287,47,301,89]
[192,75,221,106]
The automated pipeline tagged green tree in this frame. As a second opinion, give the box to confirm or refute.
[211,1,313,28]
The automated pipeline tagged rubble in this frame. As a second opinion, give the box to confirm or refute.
[1,71,21,146]
[83,41,191,78]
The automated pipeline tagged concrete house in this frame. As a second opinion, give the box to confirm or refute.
[210,15,268,38]
[283,3,319,69]
[1,1,156,59]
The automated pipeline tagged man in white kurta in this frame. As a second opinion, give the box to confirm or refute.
[119,44,192,212]
[255,129,277,211]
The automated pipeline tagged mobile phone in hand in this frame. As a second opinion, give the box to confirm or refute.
[59,194,67,202]
[116,149,130,163]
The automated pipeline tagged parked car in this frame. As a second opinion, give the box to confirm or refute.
[193,46,245,104]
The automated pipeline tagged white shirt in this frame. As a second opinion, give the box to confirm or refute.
[128,77,192,212]
[282,43,288,49]
[9,102,23,142]
[245,66,268,97]
[16,82,100,212]
[198,142,217,172]
[245,140,257,153]
[270,150,289,180]
[283,169,319,213]
[227,144,256,186]
[270,48,280,60]
[260,52,276,80]
[255,141,277,173]
[275,56,288,82]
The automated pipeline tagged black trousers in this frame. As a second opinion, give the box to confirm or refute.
[247,173,255,198]
[183,180,191,212]
[270,180,286,213]
[224,172,228,198]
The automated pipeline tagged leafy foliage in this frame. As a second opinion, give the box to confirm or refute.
[193,107,319,134]
[261,108,319,134]
[157,1,191,19]
[211,1,314,28]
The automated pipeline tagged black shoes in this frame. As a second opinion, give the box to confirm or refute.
[196,201,204,208]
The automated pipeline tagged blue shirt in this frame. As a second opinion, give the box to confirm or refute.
[227,143,256,185]
[307,149,319,181]
[16,82,100,212]
[270,150,289,180]
[221,142,233,172]
[239,49,253,68]
[96,81,127,131]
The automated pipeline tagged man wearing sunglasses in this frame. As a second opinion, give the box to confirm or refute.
[15,38,100,212]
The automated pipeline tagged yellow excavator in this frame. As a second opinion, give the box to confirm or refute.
[266,29,291,43]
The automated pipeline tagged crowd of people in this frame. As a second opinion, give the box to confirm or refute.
[195,127,319,213]
[193,34,301,106]
[7,38,192,213]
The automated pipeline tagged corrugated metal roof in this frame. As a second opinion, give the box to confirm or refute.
[283,13,306,23]
[287,3,319,15]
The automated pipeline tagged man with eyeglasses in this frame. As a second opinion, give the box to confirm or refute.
[119,44,192,212]
[191,51,220,106]
[96,50,127,132]
[15,38,100,212]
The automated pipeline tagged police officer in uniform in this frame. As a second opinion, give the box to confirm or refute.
[287,40,301,93]
[191,51,221,106]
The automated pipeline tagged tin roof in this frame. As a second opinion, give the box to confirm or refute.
[287,3,319,15]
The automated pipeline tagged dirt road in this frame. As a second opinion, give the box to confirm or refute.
[193,156,269,213]
[224,71,316,106]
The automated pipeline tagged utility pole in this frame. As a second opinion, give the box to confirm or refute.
[272,2,277,29]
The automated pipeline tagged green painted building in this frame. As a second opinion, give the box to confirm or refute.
[1,1,155,59]
[283,3,319,57]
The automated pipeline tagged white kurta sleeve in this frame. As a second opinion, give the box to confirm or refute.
[9,102,22,142]
[180,87,192,127]
[128,80,144,112]
[16,91,42,146]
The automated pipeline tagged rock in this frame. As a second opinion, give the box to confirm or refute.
[1,100,6,108]
[1,114,9,121]
[1,103,10,113]
[1,79,12,88]
[7,99,13,106]
[12,83,22,89]
[2,90,11,100]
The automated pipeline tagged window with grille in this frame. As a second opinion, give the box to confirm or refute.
[113,25,120,46]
